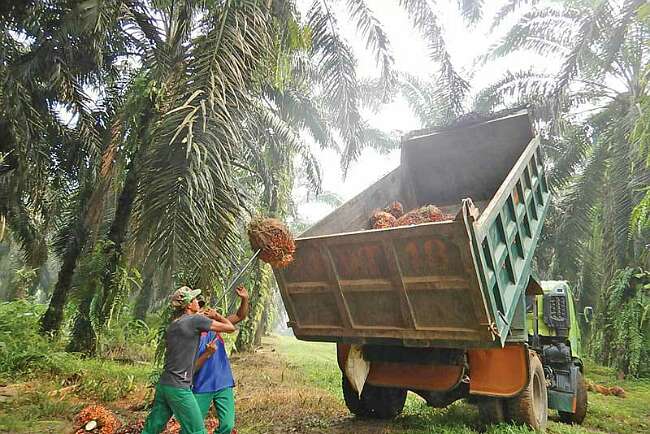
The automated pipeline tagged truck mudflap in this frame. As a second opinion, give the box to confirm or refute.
[337,343,529,397]
[467,344,530,397]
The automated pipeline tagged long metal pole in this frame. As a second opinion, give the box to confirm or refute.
[215,249,261,308]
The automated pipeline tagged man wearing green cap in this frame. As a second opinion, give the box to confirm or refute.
[142,286,236,434]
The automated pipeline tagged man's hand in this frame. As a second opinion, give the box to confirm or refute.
[205,340,217,356]
[235,285,249,300]
[202,307,218,320]
[202,308,228,322]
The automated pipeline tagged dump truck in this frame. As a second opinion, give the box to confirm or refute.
[273,110,588,431]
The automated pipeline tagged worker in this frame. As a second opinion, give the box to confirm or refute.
[182,285,250,434]
[142,286,236,434]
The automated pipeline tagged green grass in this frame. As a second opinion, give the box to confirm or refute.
[271,335,650,434]
[0,358,153,433]
[0,300,155,432]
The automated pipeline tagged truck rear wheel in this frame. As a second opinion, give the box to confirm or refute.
[506,351,548,432]
[559,369,587,425]
[341,375,407,419]
[477,397,507,425]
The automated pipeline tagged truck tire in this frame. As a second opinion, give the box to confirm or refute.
[341,375,407,419]
[342,376,370,417]
[477,398,507,425]
[506,351,548,432]
[559,369,587,425]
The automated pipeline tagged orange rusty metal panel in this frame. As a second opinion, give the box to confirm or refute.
[367,362,463,391]
[468,344,529,397]
[337,344,463,392]
[276,220,496,346]
[337,343,350,371]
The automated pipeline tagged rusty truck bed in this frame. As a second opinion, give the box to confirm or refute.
[274,110,550,349]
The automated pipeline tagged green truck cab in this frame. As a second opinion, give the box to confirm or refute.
[527,280,588,424]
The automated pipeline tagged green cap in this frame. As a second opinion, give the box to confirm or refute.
[170,286,202,308]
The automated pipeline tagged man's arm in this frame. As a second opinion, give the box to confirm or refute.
[194,339,217,371]
[227,286,249,325]
[205,311,236,333]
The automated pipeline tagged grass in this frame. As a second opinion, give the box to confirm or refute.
[0,358,153,433]
[271,335,650,434]
[0,315,648,434]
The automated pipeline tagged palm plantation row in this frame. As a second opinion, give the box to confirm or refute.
[0,0,648,374]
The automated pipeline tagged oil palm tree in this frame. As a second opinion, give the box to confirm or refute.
[3,0,487,350]
[474,0,649,311]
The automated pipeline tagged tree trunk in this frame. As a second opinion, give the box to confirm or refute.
[134,258,156,321]
[40,228,86,333]
[96,158,140,326]
[235,264,271,352]
[253,296,271,347]
[67,292,96,355]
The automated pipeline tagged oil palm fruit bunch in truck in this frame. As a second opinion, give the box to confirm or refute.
[272,110,588,432]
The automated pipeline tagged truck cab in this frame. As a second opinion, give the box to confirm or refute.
[528,281,588,424]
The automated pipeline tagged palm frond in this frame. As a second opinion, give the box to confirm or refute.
[553,1,613,96]
[551,135,609,280]
[267,86,336,151]
[397,73,443,127]
[482,7,573,63]
[344,0,396,100]
[544,125,592,190]
[360,124,399,155]
[457,0,484,25]
[133,0,276,282]
[491,0,541,30]
[399,0,469,119]
[473,69,555,112]
[599,0,647,78]
[308,1,363,175]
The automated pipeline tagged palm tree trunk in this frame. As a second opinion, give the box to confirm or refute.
[67,291,96,354]
[234,264,271,352]
[254,296,271,346]
[134,257,156,320]
[40,226,87,333]
[95,157,139,325]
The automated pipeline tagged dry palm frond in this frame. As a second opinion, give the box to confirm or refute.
[114,419,145,434]
[163,417,219,434]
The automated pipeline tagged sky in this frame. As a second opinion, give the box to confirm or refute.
[294,0,559,224]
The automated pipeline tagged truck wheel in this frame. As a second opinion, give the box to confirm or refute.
[559,369,587,425]
[342,376,370,417]
[506,351,548,432]
[363,383,407,419]
[341,375,407,419]
[477,398,507,425]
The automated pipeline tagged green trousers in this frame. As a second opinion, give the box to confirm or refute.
[141,383,207,434]
[181,387,235,434]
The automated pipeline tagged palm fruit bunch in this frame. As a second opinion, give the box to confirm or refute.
[247,218,296,268]
[370,210,397,229]
[115,419,145,434]
[73,405,120,434]
[384,201,404,219]
[395,205,452,226]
